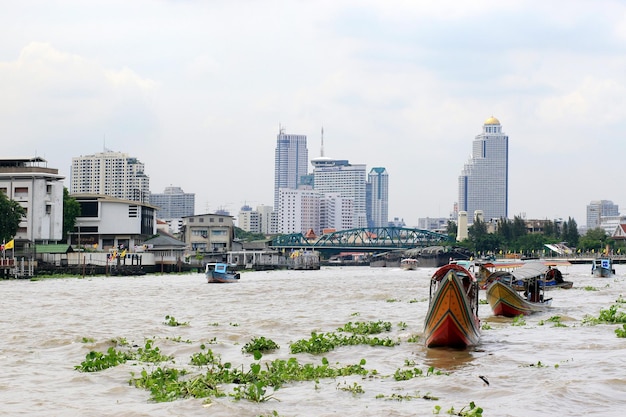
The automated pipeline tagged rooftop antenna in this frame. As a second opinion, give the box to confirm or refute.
[279,123,285,135]
[320,126,325,157]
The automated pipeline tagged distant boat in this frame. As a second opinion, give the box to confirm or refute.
[205,263,240,283]
[423,264,481,348]
[485,273,552,317]
[400,258,419,270]
[591,257,615,278]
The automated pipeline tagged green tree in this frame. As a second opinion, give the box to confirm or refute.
[63,188,81,242]
[446,220,457,238]
[0,192,26,242]
[578,227,607,252]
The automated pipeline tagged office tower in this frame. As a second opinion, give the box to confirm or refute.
[367,167,389,228]
[458,116,508,223]
[274,128,308,210]
[0,157,64,243]
[71,150,150,203]
[587,200,619,229]
[256,204,275,235]
[311,156,367,228]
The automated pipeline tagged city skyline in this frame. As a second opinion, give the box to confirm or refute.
[2,1,625,226]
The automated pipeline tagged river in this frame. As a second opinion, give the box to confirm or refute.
[0,264,624,416]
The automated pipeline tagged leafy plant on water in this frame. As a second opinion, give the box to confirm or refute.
[583,286,598,291]
[337,320,392,334]
[242,336,280,354]
[406,334,420,343]
[376,392,438,401]
[511,315,526,326]
[164,315,189,326]
[397,321,407,330]
[336,381,364,395]
[478,299,488,305]
[433,401,483,416]
[393,365,444,381]
[136,339,173,363]
[166,336,192,343]
[81,337,95,343]
[583,304,626,325]
[386,298,400,303]
[616,295,626,304]
[75,347,133,372]
[290,331,398,354]
[539,316,567,327]
[615,324,626,338]
[481,323,492,330]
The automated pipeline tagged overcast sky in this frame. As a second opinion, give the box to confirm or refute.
[2,0,625,228]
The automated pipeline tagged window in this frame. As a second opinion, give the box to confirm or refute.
[46,205,52,214]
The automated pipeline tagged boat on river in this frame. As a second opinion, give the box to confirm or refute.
[205,263,240,283]
[423,264,481,348]
[400,258,419,270]
[485,273,552,317]
[591,257,615,277]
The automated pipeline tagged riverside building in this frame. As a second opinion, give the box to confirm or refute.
[458,117,509,224]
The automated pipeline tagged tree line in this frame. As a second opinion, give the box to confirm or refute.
[447,215,622,256]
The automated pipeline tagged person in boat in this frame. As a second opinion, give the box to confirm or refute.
[525,278,542,302]
[546,266,564,283]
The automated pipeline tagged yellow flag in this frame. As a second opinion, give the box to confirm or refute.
[121,249,127,258]
[4,239,14,250]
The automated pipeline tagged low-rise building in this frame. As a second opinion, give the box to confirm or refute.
[70,194,157,251]
[181,213,235,253]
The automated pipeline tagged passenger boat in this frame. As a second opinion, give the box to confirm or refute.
[423,264,481,348]
[591,257,615,277]
[400,258,419,270]
[485,273,552,317]
[205,263,240,283]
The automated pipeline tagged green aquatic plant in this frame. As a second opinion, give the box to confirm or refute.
[539,316,567,327]
[336,381,364,395]
[406,334,420,343]
[337,320,392,334]
[81,337,95,343]
[481,323,492,330]
[164,315,188,326]
[376,392,437,401]
[393,365,443,381]
[584,304,626,325]
[615,324,626,338]
[435,401,483,416]
[289,331,398,354]
[75,347,132,372]
[512,315,526,326]
[242,336,280,354]
[583,286,599,291]
[136,340,172,363]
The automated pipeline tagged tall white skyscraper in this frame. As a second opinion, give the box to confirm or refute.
[277,188,321,234]
[311,156,367,228]
[458,117,508,223]
[274,128,308,210]
[367,167,389,228]
[71,150,150,203]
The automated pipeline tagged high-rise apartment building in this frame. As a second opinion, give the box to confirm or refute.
[71,150,150,203]
[587,200,619,229]
[237,204,261,234]
[311,156,367,228]
[149,186,195,234]
[150,186,195,218]
[277,188,321,234]
[367,167,389,228]
[458,117,508,223]
[274,128,308,210]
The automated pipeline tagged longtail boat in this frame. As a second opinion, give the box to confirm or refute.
[205,263,241,283]
[486,276,552,317]
[423,264,481,348]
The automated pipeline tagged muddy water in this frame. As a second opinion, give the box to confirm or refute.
[0,264,624,416]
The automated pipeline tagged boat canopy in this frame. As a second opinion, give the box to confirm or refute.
[511,261,548,281]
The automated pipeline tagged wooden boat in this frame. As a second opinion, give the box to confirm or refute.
[485,275,552,317]
[423,264,481,348]
[400,258,419,270]
[205,263,240,283]
[591,257,615,277]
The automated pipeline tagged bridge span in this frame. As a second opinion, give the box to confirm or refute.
[271,227,454,256]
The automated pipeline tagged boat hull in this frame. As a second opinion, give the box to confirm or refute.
[486,281,552,317]
[424,265,481,348]
[207,271,240,283]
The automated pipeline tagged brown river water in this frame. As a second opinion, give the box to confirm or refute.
[1,264,624,416]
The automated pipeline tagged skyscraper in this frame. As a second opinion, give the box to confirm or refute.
[458,117,508,223]
[274,128,308,210]
[150,186,195,219]
[71,150,150,203]
[367,167,389,228]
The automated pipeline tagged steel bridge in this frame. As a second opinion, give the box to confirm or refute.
[271,227,454,255]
